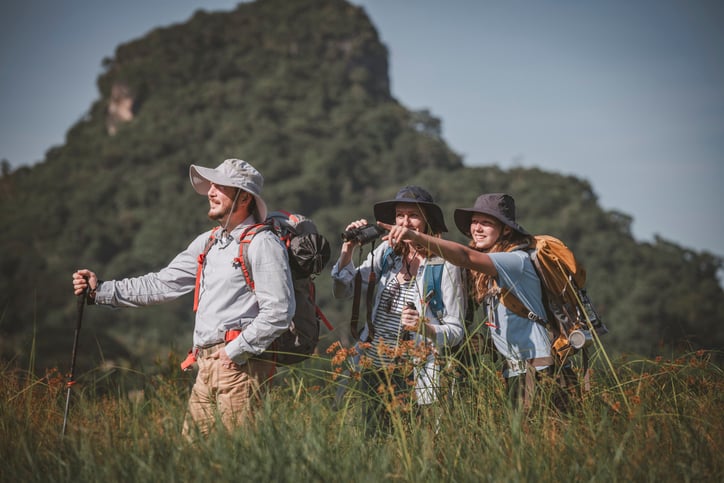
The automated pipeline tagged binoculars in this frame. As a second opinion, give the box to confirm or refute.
[340,224,385,245]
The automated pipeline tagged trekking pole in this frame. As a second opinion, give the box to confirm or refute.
[61,285,87,436]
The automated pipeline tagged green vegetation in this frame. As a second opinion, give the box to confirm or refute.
[1,348,721,481]
[2,1,720,480]
[0,0,722,380]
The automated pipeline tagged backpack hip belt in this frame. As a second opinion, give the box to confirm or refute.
[504,356,555,374]
[180,329,243,371]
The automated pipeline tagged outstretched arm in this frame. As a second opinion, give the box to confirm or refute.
[379,221,498,277]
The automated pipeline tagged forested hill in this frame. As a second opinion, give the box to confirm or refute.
[0,0,721,374]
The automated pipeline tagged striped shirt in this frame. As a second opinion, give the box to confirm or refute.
[368,277,418,367]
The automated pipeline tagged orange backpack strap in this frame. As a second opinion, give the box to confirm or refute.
[193,227,221,312]
[495,284,532,319]
[490,279,545,324]
[233,222,273,291]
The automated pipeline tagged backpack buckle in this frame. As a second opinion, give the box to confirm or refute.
[505,359,527,374]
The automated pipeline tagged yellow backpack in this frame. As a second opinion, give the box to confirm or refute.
[496,235,608,366]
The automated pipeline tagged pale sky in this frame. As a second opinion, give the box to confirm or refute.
[1,0,723,259]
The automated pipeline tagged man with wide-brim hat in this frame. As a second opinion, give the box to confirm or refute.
[190,158,268,223]
[72,158,295,438]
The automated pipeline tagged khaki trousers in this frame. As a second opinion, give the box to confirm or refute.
[182,345,276,438]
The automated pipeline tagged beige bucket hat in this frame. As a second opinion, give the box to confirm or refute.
[189,158,267,221]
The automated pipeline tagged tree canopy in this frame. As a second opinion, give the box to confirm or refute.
[0,0,721,374]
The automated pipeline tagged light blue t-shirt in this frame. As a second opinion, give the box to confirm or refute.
[488,250,552,377]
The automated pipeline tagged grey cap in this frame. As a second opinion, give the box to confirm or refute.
[189,158,267,221]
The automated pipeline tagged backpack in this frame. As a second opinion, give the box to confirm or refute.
[192,211,332,366]
[494,235,608,381]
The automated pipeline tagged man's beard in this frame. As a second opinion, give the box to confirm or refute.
[208,204,231,222]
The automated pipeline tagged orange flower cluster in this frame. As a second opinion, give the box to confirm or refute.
[327,337,438,385]
[375,338,436,367]
[326,341,373,380]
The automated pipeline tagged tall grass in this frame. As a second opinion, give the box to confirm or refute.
[1,349,722,482]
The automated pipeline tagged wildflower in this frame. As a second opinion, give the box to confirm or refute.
[331,348,349,367]
[326,341,341,354]
[45,367,65,393]
[358,356,373,370]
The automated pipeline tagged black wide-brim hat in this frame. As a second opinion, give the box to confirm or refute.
[454,193,530,237]
[374,185,448,234]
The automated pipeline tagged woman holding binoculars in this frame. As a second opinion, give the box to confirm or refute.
[331,185,465,435]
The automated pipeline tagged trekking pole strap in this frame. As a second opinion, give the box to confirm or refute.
[350,270,362,340]
[364,270,376,342]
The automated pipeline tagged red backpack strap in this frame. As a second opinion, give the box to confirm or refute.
[276,209,295,220]
[271,210,297,249]
[193,227,221,312]
[233,222,272,291]
[307,281,333,330]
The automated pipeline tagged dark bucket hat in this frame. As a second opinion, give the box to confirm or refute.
[454,193,530,237]
[374,185,448,234]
